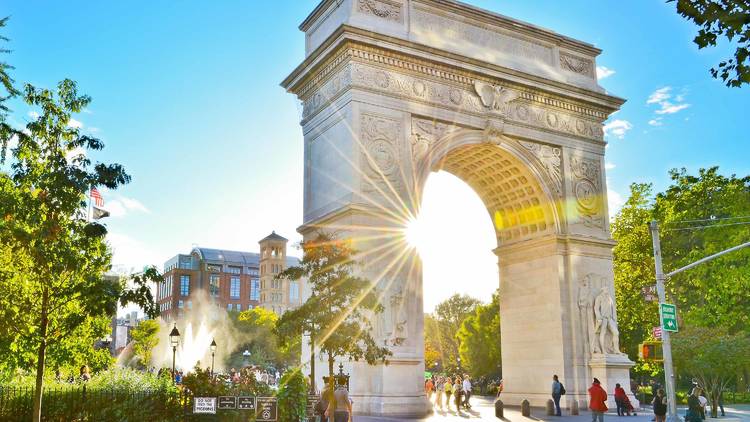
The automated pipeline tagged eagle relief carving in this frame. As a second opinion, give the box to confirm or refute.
[473,81,519,114]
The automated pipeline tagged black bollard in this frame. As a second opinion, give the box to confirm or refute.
[522,399,531,417]
[546,399,555,415]
[495,399,504,419]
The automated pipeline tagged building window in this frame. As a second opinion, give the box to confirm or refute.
[187,301,192,309]
[228,266,241,275]
[180,275,190,296]
[207,264,222,272]
[250,278,260,301]
[236,303,241,311]
[209,275,220,297]
[230,276,240,299]
[247,267,258,276]
[289,282,299,302]
[227,303,233,311]
[179,257,192,270]
[178,300,184,309]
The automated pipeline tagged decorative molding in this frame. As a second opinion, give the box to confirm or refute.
[295,42,611,121]
[473,81,519,112]
[560,52,595,79]
[302,64,353,119]
[410,117,461,162]
[570,156,603,228]
[518,140,562,196]
[482,119,505,144]
[360,114,402,195]
[357,0,403,23]
[411,6,554,65]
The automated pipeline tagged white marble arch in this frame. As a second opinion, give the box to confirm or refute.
[282,0,637,417]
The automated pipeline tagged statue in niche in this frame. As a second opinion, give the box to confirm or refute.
[386,287,408,346]
[578,274,600,355]
[594,287,622,354]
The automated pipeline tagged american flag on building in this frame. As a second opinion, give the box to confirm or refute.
[90,187,104,207]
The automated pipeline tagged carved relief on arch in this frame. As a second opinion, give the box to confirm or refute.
[517,140,563,197]
[570,156,604,228]
[361,114,403,196]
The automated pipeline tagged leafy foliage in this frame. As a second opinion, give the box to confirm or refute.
[277,367,308,422]
[130,319,160,368]
[673,327,750,416]
[670,0,750,87]
[456,291,501,378]
[227,307,299,371]
[0,79,160,420]
[427,294,480,374]
[612,168,750,368]
[0,16,20,129]
[275,232,390,385]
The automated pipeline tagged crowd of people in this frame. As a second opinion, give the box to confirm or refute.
[424,374,475,413]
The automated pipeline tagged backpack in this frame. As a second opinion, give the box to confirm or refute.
[560,383,566,395]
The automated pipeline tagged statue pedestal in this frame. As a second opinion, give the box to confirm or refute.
[589,353,639,410]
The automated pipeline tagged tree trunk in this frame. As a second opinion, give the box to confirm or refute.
[32,289,49,422]
[328,353,335,395]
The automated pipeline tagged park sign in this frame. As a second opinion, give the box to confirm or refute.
[660,303,678,332]
[256,397,278,421]
[193,397,217,414]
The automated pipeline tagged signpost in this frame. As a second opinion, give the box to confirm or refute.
[660,304,678,332]
[218,396,237,410]
[641,285,658,302]
[238,396,256,410]
[193,397,217,414]
[256,397,278,422]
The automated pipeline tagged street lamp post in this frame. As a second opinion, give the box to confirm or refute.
[210,339,217,377]
[457,357,461,373]
[169,324,180,383]
[242,350,251,367]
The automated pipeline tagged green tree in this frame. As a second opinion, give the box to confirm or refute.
[432,294,480,373]
[277,367,308,422]
[670,0,750,87]
[275,233,391,392]
[229,307,299,370]
[456,291,501,378]
[672,327,750,416]
[131,319,160,368]
[612,168,750,368]
[0,16,20,129]
[0,80,159,421]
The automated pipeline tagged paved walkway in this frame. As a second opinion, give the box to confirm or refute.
[355,397,750,422]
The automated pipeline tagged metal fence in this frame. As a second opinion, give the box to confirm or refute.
[0,385,187,421]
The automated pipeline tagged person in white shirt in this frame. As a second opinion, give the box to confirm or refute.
[462,375,472,409]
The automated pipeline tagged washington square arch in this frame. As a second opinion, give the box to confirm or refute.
[282,0,637,417]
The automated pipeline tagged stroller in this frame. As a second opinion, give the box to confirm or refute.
[622,394,637,416]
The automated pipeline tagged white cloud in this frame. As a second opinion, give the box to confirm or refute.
[603,119,633,139]
[647,87,672,104]
[67,118,83,129]
[655,102,690,115]
[107,232,161,270]
[647,86,690,118]
[105,195,151,218]
[65,147,87,163]
[27,111,39,119]
[648,118,663,126]
[605,162,616,170]
[596,66,616,80]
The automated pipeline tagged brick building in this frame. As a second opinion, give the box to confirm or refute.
[157,231,301,321]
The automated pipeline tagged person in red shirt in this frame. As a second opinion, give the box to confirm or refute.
[589,378,608,422]
[614,383,628,416]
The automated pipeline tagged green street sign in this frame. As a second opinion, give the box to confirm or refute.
[660,303,678,332]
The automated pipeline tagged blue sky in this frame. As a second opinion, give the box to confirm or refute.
[4,1,748,310]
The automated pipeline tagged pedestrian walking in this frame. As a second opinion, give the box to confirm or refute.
[718,390,725,417]
[425,377,434,402]
[435,376,445,411]
[444,377,453,410]
[551,375,563,416]
[315,386,331,422]
[453,377,463,411]
[588,378,608,422]
[687,388,703,422]
[698,391,708,420]
[615,383,627,416]
[79,365,91,382]
[462,375,472,409]
[325,386,353,422]
[652,388,667,422]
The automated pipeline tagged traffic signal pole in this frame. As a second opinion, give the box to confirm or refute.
[648,221,678,422]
